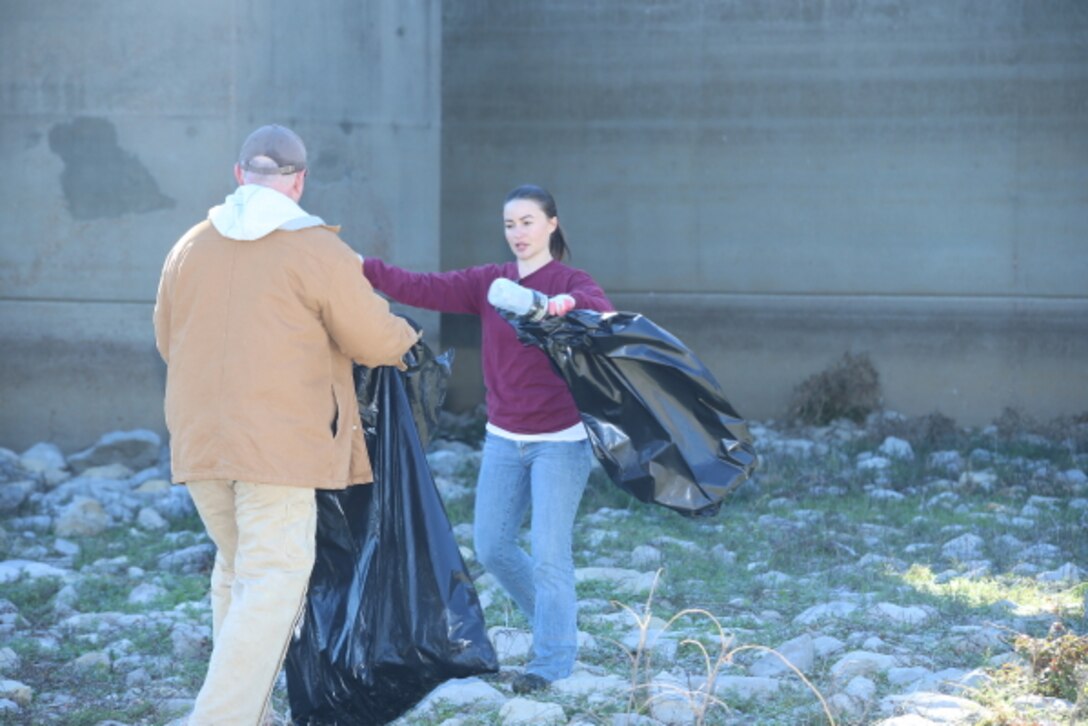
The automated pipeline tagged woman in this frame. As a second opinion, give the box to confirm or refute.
[362,184,613,693]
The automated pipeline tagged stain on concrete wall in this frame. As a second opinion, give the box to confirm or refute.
[47,117,174,220]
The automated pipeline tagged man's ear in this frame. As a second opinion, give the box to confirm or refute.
[293,170,307,199]
[234,164,245,186]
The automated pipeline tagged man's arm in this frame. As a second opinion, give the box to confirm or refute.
[323,246,420,368]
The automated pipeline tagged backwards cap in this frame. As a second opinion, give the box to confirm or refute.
[238,124,307,175]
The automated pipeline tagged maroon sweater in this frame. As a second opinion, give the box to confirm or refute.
[364,258,613,434]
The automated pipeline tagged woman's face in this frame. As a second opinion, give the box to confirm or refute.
[504,198,557,268]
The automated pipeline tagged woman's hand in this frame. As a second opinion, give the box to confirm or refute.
[547,294,575,316]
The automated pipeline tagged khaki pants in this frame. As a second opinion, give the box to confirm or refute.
[186,480,317,725]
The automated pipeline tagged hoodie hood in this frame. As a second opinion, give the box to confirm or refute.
[208,184,326,241]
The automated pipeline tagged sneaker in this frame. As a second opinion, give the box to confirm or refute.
[511,672,550,695]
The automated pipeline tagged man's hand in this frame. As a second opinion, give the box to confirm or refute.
[547,294,576,317]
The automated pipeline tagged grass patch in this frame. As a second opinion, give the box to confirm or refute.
[4,575,64,627]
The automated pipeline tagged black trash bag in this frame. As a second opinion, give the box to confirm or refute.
[506,309,758,518]
[354,326,451,450]
[285,338,498,725]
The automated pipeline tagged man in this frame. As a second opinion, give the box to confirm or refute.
[154,124,419,724]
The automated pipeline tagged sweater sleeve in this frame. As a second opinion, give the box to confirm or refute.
[363,258,491,316]
[566,269,614,313]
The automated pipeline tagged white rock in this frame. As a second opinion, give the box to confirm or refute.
[869,488,906,501]
[1021,542,1062,562]
[67,429,161,474]
[136,506,168,532]
[0,559,68,584]
[575,567,657,594]
[0,679,32,706]
[756,570,791,586]
[713,675,781,699]
[488,627,533,662]
[710,543,736,565]
[630,545,663,568]
[879,437,914,459]
[1060,468,1087,486]
[426,446,477,479]
[54,496,112,537]
[0,480,37,513]
[906,667,969,694]
[157,543,216,574]
[621,627,677,661]
[873,716,942,725]
[812,635,846,659]
[945,668,994,694]
[134,478,171,494]
[794,601,858,625]
[19,442,67,473]
[127,583,167,606]
[1038,562,1083,582]
[499,697,566,725]
[858,455,892,471]
[844,675,877,701]
[887,666,932,687]
[70,651,111,670]
[956,470,998,492]
[79,462,134,480]
[53,538,81,557]
[1026,495,1060,509]
[414,677,506,711]
[828,692,866,720]
[552,671,627,698]
[862,636,888,651]
[1020,503,1043,518]
[749,633,815,677]
[1011,694,1076,720]
[610,715,660,726]
[434,476,471,501]
[770,438,820,458]
[126,668,152,688]
[870,602,933,626]
[941,533,985,560]
[927,450,963,472]
[171,621,210,659]
[648,690,700,725]
[880,691,991,722]
[0,648,20,675]
[948,625,1008,655]
[644,536,694,555]
[829,651,898,682]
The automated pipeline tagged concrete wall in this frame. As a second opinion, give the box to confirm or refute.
[439,0,1088,425]
[0,0,442,452]
[2,0,1086,453]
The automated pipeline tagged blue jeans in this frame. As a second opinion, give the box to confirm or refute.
[473,433,593,681]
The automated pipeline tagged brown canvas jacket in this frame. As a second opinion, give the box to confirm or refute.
[154,220,417,489]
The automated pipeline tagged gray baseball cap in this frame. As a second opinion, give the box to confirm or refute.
[238,124,307,175]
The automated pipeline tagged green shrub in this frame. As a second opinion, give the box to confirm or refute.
[1013,624,1088,702]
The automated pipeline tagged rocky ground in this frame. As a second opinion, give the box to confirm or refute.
[1,410,1087,725]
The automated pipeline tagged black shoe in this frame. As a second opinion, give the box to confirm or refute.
[511,672,550,695]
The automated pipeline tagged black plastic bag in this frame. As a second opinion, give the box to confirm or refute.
[507,310,758,517]
[285,339,498,725]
